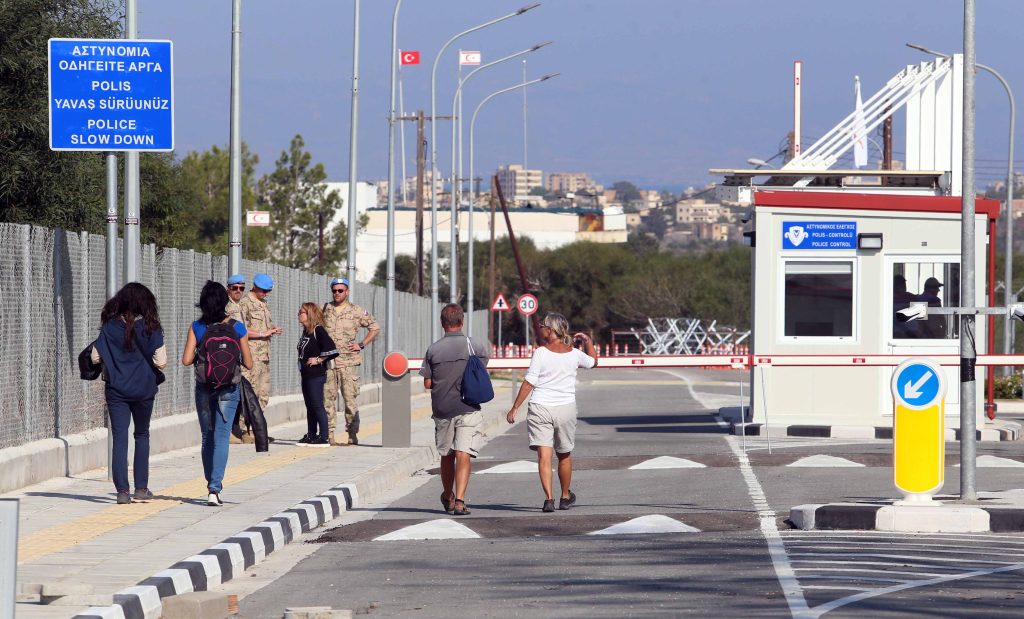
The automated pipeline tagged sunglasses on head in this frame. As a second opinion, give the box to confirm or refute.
[228,285,245,291]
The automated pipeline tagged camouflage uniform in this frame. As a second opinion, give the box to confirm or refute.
[226,298,243,324]
[323,300,380,443]
[239,292,275,412]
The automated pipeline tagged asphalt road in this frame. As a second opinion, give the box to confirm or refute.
[237,368,1024,618]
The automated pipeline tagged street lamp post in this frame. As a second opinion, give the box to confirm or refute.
[449,42,551,305]
[429,3,541,339]
[346,0,361,296]
[908,42,1016,371]
[384,0,402,352]
[467,73,559,337]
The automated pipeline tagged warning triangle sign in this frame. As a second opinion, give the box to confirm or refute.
[491,293,510,312]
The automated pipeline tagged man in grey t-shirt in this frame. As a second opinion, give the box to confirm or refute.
[419,303,490,516]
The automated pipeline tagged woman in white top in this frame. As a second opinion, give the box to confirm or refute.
[507,312,598,512]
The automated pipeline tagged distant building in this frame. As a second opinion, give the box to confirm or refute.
[495,164,543,205]
[323,181,377,230]
[638,189,663,210]
[675,198,728,225]
[546,172,600,194]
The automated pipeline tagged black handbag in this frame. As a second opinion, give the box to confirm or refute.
[78,341,101,380]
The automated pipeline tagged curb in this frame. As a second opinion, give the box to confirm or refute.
[70,407,508,619]
[791,502,1024,532]
[731,421,1021,442]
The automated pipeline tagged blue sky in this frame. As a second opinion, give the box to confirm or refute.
[139,0,1024,190]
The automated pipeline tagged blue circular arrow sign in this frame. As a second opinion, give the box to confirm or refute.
[891,359,946,410]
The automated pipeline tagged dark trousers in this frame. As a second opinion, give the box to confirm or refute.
[105,392,155,493]
[301,374,329,440]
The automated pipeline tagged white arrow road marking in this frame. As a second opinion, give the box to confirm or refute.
[629,456,706,469]
[476,460,536,474]
[903,370,933,399]
[588,515,700,535]
[788,455,865,468]
[374,519,480,541]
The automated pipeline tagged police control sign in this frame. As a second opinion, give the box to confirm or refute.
[48,38,174,151]
[782,221,857,250]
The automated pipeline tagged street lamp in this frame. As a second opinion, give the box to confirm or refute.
[467,73,559,337]
[428,3,541,339]
[384,0,402,352]
[449,41,552,305]
[908,42,1017,366]
[746,158,773,169]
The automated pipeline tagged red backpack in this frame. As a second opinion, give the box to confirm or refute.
[195,320,242,388]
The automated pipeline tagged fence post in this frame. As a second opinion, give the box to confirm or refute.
[53,229,64,439]
[22,227,32,440]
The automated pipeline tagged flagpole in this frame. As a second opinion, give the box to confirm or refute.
[399,49,409,207]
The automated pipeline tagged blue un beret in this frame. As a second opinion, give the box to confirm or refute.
[330,277,350,288]
[253,273,274,291]
[226,273,245,285]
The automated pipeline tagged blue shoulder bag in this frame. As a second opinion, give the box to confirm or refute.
[461,337,494,406]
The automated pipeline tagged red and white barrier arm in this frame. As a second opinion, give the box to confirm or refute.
[404,354,1024,372]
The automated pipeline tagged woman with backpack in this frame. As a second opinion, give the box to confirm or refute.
[93,282,167,505]
[296,302,339,445]
[182,281,253,506]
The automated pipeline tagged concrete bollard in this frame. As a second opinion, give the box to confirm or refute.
[381,352,411,448]
[162,592,230,619]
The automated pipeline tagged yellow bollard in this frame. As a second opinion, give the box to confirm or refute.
[891,359,946,503]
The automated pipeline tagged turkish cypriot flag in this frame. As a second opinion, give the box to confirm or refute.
[459,51,481,65]
[853,75,868,169]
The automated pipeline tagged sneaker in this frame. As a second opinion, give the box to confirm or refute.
[297,434,313,444]
[558,491,577,511]
[207,492,223,507]
[133,488,154,501]
[542,499,555,513]
[116,491,132,505]
[310,437,329,445]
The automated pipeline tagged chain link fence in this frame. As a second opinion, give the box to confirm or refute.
[0,222,485,451]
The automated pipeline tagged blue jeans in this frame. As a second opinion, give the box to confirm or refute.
[105,390,154,494]
[301,374,328,440]
[195,383,240,493]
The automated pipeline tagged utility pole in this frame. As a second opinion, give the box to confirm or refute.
[882,107,893,170]
[489,183,497,345]
[396,111,453,297]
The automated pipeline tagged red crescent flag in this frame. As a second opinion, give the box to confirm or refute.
[400,51,420,65]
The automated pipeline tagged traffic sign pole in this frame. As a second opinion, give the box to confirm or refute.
[891,359,947,503]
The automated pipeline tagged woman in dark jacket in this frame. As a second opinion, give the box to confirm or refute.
[93,282,167,505]
[296,302,339,444]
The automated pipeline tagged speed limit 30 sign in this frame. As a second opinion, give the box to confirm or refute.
[517,293,538,316]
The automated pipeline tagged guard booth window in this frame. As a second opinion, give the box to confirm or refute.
[784,261,853,337]
[892,262,960,340]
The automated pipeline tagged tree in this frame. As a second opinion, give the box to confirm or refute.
[257,135,344,274]
[0,0,122,232]
[611,180,641,205]
[177,144,263,256]
[372,255,419,293]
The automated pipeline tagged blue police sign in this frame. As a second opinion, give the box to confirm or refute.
[891,359,946,409]
[782,221,857,250]
[48,38,173,151]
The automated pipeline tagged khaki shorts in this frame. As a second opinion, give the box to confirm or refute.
[434,411,484,457]
[527,402,578,454]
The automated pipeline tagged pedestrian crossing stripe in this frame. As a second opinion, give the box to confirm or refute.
[787,455,864,468]
[476,460,536,474]
[374,519,480,541]
[628,456,706,469]
[589,515,700,535]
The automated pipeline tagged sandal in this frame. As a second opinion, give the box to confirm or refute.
[452,499,471,516]
[440,493,455,514]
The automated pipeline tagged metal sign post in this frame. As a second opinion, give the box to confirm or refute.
[492,293,510,355]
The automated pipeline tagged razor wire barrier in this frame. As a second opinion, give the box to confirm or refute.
[630,318,750,356]
[0,223,484,451]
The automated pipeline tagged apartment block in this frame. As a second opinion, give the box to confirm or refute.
[545,171,601,194]
[496,164,543,204]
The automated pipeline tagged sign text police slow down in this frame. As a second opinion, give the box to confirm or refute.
[48,39,174,151]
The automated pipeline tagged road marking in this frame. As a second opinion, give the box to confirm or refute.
[726,435,811,616]
[588,515,700,535]
[628,456,706,470]
[374,518,480,541]
[17,404,438,564]
[787,455,864,468]
[589,380,741,387]
[957,455,1024,468]
[476,460,537,474]
[660,369,737,428]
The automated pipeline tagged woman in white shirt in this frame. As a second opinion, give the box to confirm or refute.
[507,312,598,512]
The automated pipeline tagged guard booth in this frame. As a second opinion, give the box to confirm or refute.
[747,189,999,427]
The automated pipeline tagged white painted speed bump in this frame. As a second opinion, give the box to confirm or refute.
[588,515,700,535]
[956,455,1024,468]
[629,456,706,470]
[476,460,536,474]
[787,455,864,468]
[374,519,480,541]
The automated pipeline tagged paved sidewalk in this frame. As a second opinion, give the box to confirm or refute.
[10,383,514,618]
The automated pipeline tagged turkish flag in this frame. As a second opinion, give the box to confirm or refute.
[400,51,420,65]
